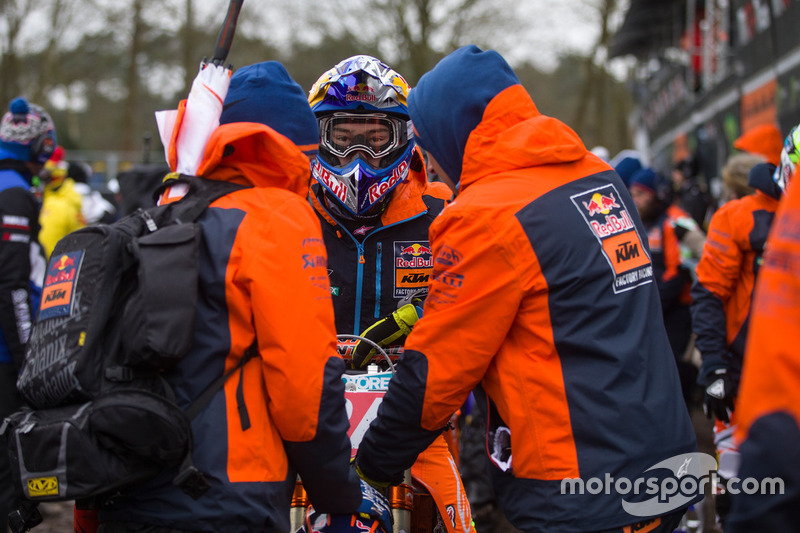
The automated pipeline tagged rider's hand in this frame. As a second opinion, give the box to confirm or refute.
[703,368,735,423]
[356,479,393,533]
[351,303,421,369]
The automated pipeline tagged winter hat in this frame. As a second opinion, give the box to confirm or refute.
[220,61,319,157]
[629,167,658,193]
[614,156,642,187]
[734,123,782,166]
[0,97,57,163]
[44,145,69,183]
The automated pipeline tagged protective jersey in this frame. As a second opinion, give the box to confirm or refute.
[690,163,781,383]
[39,176,85,258]
[99,122,361,532]
[310,158,471,533]
[729,173,800,532]
[356,49,697,532]
[309,149,450,335]
[0,151,45,368]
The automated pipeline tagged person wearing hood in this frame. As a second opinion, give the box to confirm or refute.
[691,126,795,531]
[733,123,783,167]
[0,96,55,533]
[727,124,800,532]
[353,45,698,533]
[629,168,699,406]
[97,62,390,533]
[306,55,472,533]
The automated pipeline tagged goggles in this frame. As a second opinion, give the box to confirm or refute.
[318,113,412,161]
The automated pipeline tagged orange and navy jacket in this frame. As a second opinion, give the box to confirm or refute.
[729,174,800,531]
[690,163,781,383]
[309,148,450,334]
[99,122,361,531]
[356,46,697,532]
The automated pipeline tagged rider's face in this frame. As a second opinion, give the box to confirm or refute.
[331,120,390,167]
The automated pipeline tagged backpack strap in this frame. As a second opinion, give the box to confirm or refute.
[174,342,258,499]
[153,174,249,225]
[185,341,258,423]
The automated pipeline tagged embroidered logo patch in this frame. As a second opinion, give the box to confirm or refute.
[40,251,84,320]
[571,185,653,293]
[394,241,433,297]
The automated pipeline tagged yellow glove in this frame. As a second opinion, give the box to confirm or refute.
[351,304,420,369]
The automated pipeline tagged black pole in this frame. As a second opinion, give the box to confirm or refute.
[211,0,244,66]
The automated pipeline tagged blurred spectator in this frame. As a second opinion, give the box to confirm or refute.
[0,96,55,533]
[38,146,85,259]
[613,155,642,188]
[728,134,800,533]
[630,167,697,405]
[671,157,715,228]
[691,156,783,530]
[116,163,170,217]
[590,145,610,162]
[733,123,782,166]
[720,153,765,204]
[67,157,116,225]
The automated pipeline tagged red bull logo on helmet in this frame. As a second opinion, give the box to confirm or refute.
[367,160,409,204]
[313,159,348,203]
[346,83,377,102]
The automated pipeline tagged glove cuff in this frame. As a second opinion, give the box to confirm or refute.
[355,463,391,489]
[393,303,420,335]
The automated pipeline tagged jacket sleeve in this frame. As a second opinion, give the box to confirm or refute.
[357,206,522,484]
[730,183,800,531]
[248,196,361,513]
[0,187,40,368]
[691,205,740,380]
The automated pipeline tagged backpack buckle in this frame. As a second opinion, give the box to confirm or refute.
[105,366,134,382]
[173,464,211,500]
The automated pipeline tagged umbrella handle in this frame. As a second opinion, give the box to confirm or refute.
[211,0,244,66]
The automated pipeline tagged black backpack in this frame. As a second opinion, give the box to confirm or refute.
[1,174,255,507]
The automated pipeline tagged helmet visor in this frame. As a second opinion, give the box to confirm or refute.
[319,113,411,162]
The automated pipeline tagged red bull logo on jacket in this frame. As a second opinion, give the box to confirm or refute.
[394,241,434,297]
[571,185,653,294]
[40,250,84,320]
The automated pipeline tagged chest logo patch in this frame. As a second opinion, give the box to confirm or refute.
[571,185,653,293]
[394,241,433,297]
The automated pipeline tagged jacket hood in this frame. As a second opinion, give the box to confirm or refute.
[408,45,587,190]
[747,162,781,200]
[196,122,312,197]
[734,124,782,166]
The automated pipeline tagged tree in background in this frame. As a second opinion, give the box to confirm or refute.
[0,0,634,156]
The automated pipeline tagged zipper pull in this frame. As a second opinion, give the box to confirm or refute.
[358,244,365,264]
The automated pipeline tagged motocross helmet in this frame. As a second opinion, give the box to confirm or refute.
[308,55,414,218]
[774,124,800,193]
[302,509,389,533]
